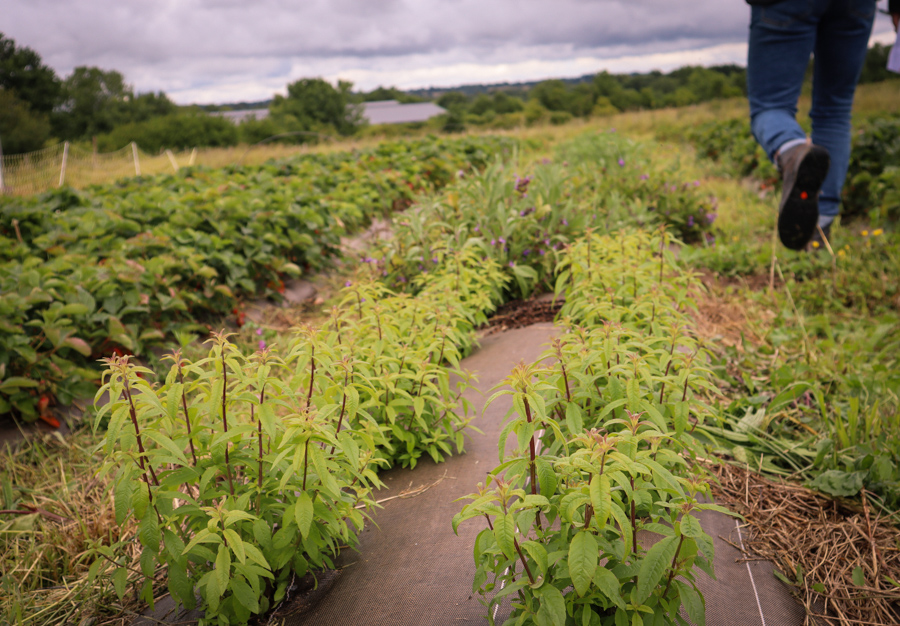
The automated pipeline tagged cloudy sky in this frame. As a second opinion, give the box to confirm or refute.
[4,0,898,105]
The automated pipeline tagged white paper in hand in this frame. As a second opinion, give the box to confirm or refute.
[888,42,900,74]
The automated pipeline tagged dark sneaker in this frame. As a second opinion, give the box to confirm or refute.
[776,143,830,250]
[807,221,832,252]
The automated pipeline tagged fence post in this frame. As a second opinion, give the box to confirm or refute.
[58,141,69,187]
[166,149,179,172]
[132,142,141,176]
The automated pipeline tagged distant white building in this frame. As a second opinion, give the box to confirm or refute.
[211,108,270,123]
[360,100,446,125]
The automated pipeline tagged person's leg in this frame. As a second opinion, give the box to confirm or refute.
[747,1,819,160]
[810,0,877,228]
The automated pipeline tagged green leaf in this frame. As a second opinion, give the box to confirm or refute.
[0,377,39,392]
[493,513,517,560]
[636,535,678,602]
[680,515,702,538]
[224,528,245,564]
[565,402,583,435]
[230,577,260,614]
[61,336,92,356]
[535,583,567,626]
[675,580,705,626]
[112,566,127,600]
[139,511,160,551]
[167,558,194,609]
[114,477,133,526]
[522,540,549,578]
[594,567,625,610]
[215,544,231,594]
[295,492,314,539]
[589,474,611,529]
[569,531,598,596]
[535,457,558,499]
[852,566,866,587]
[809,470,865,498]
[242,542,271,570]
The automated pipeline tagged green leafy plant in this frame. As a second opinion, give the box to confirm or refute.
[455,231,736,625]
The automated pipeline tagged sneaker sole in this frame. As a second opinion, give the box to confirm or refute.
[778,145,830,250]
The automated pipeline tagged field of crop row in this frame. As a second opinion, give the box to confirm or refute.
[1,92,898,625]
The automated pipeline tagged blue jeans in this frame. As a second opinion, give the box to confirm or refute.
[747,0,876,224]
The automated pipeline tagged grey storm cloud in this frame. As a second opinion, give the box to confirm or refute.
[3,0,896,103]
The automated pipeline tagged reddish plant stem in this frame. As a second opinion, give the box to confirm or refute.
[256,383,267,512]
[122,377,159,488]
[302,436,311,491]
[177,363,198,466]
[658,341,676,404]
[661,534,685,600]
[221,351,235,496]
[629,476,637,555]
[522,396,538,497]
[306,345,316,409]
[513,538,536,585]
[329,370,350,455]
[583,503,594,529]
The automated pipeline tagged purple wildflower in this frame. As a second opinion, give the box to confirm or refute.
[694,180,701,187]
[509,261,515,267]
[344,280,352,287]
[618,158,625,167]
[562,218,568,226]
[499,237,506,244]
[544,239,550,245]
[687,216,694,227]
[706,213,717,224]
[256,328,263,336]
[539,249,546,256]
[522,249,531,257]
[432,257,439,264]
[474,225,480,232]
[258,340,266,351]
[491,238,497,246]
[640,174,649,180]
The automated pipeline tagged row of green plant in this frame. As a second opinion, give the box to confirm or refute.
[85,241,511,626]
[455,231,734,626]
[685,113,900,225]
[370,132,718,302]
[0,135,514,422]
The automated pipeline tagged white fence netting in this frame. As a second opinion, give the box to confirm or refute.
[0,142,200,196]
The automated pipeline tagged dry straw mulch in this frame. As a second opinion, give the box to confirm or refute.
[710,462,900,626]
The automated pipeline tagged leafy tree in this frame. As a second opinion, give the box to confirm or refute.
[0,89,51,153]
[437,92,469,112]
[97,112,238,152]
[54,66,132,139]
[492,92,523,114]
[530,79,569,112]
[0,32,62,114]
[361,86,424,103]
[238,116,286,144]
[269,78,360,138]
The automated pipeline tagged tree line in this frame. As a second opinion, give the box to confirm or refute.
[2,31,896,155]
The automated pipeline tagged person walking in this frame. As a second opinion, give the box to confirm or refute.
[746,0,900,250]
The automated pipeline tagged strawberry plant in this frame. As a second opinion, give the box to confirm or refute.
[0,136,515,422]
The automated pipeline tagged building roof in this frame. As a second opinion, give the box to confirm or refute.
[361,100,446,125]
[211,108,270,123]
